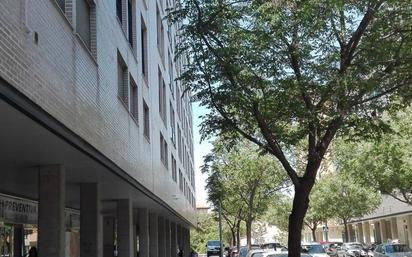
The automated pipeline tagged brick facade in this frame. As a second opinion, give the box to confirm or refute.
[0,0,195,222]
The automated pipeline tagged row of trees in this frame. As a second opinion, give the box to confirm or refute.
[267,171,381,243]
[200,109,412,248]
[202,140,289,248]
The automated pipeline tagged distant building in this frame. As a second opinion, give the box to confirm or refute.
[196,205,211,215]
[302,195,412,247]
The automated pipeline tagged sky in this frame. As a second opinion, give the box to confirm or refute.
[192,102,212,207]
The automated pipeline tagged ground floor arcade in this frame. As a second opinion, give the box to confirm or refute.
[0,79,193,257]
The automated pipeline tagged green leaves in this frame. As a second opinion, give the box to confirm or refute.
[203,139,289,224]
[310,172,381,223]
[170,0,412,152]
[334,109,412,205]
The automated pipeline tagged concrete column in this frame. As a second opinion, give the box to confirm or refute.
[363,222,371,244]
[374,221,382,243]
[13,224,24,257]
[171,222,177,257]
[357,223,364,243]
[380,219,388,243]
[139,209,150,257]
[185,227,191,256]
[38,165,65,257]
[182,227,187,256]
[81,183,102,257]
[165,219,171,257]
[391,218,399,240]
[149,213,159,257]
[397,217,407,244]
[134,221,137,257]
[117,199,134,257]
[103,217,115,257]
[407,215,412,248]
[177,225,182,253]
[348,224,354,242]
[386,220,393,240]
[158,217,166,257]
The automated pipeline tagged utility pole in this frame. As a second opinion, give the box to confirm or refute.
[219,200,223,257]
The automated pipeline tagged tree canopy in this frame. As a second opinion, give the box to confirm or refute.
[312,172,381,242]
[334,109,412,205]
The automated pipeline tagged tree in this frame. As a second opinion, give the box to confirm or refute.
[311,172,381,242]
[171,0,412,253]
[303,203,326,242]
[169,1,412,256]
[264,196,292,233]
[264,189,332,242]
[204,153,245,248]
[303,181,338,242]
[203,141,288,248]
[191,213,220,253]
[335,110,412,205]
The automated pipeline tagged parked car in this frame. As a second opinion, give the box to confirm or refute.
[301,243,329,257]
[261,243,287,252]
[239,246,263,257]
[373,243,412,257]
[245,249,265,257]
[322,242,343,257]
[230,247,239,257]
[206,240,222,257]
[338,242,368,257]
[262,251,312,257]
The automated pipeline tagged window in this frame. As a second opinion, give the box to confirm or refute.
[117,52,128,106]
[176,86,181,119]
[116,0,122,22]
[168,51,174,98]
[56,0,65,12]
[141,17,148,80]
[76,0,91,48]
[128,0,134,47]
[158,70,167,124]
[130,75,138,122]
[143,101,150,139]
[179,169,183,191]
[156,4,165,62]
[169,102,176,145]
[177,125,182,161]
[171,154,177,182]
[160,133,168,168]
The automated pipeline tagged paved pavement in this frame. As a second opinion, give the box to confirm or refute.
[198,254,206,257]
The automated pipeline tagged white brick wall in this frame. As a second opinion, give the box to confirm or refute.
[0,0,196,221]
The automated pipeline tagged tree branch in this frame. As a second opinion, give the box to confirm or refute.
[252,102,300,187]
[354,81,411,106]
[340,2,383,73]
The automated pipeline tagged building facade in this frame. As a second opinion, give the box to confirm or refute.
[302,196,412,247]
[0,0,196,257]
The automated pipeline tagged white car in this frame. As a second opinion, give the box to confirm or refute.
[262,251,312,257]
[302,243,329,257]
[245,249,265,257]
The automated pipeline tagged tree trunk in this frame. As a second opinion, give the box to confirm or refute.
[246,220,252,249]
[236,220,241,250]
[343,219,349,242]
[312,228,317,242]
[288,179,314,257]
[231,227,236,246]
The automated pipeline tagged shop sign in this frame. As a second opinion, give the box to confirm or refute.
[0,194,80,227]
[0,194,37,224]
